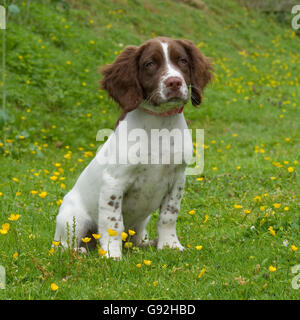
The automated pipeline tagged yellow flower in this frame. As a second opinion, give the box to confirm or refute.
[124,241,133,248]
[30,190,38,195]
[268,226,276,237]
[143,260,152,266]
[253,196,262,203]
[234,204,243,209]
[48,248,55,256]
[198,268,206,278]
[108,228,118,237]
[2,223,10,231]
[204,214,209,223]
[98,248,107,256]
[197,177,204,181]
[128,229,136,236]
[0,192,3,196]
[269,266,276,272]
[89,40,95,45]
[66,60,71,65]
[153,281,158,286]
[92,233,101,240]
[50,176,58,181]
[13,252,19,259]
[260,206,266,211]
[273,203,281,209]
[39,191,48,198]
[52,241,60,247]
[61,183,66,190]
[136,263,142,268]
[244,209,251,214]
[288,167,294,173]
[284,206,289,211]
[12,177,19,182]
[81,237,91,243]
[291,245,298,252]
[188,210,195,215]
[8,213,21,221]
[0,228,8,235]
[121,232,128,241]
[50,283,58,291]
[195,245,203,251]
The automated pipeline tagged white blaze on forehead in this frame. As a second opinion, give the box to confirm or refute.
[160,41,183,80]
[158,41,188,102]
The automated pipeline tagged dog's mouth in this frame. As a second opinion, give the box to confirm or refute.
[167,97,183,103]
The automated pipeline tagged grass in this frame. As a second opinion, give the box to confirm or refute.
[0,0,299,299]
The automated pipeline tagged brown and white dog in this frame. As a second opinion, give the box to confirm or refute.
[54,37,212,259]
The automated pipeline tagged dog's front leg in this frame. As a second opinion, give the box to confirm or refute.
[157,166,186,251]
[98,173,125,259]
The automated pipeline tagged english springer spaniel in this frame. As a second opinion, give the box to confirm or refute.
[54,37,212,259]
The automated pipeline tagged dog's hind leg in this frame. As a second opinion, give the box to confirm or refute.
[54,192,93,251]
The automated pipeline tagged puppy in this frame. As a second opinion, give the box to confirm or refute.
[54,37,212,259]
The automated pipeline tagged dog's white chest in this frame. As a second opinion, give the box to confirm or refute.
[122,164,178,226]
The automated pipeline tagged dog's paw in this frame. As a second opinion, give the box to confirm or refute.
[157,240,185,251]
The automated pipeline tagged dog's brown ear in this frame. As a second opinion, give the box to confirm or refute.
[101,46,143,112]
[177,40,213,106]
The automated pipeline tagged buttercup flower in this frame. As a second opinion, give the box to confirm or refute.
[268,226,276,236]
[8,214,21,221]
[52,241,60,247]
[81,237,91,243]
[269,266,276,272]
[50,283,58,291]
[92,233,101,240]
[204,214,209,223]
[291,245,298,252]
[234,204,243,209]
[124,242,133,248]
[144,260,152,266]
[39,191,48,198]
[98,248,107,256]
[121,232,128,241]
[108,228,118,236]
[128,229,136,236]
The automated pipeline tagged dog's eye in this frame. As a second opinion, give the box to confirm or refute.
[178,58,188,65]
[145,61,155,68]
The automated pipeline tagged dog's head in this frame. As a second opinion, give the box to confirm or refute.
[101,37,213,114]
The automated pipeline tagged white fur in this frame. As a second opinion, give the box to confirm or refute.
[159,41,189,102]
[54,109,193,259]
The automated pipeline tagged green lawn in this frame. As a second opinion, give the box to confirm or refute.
[0,0,299,299]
